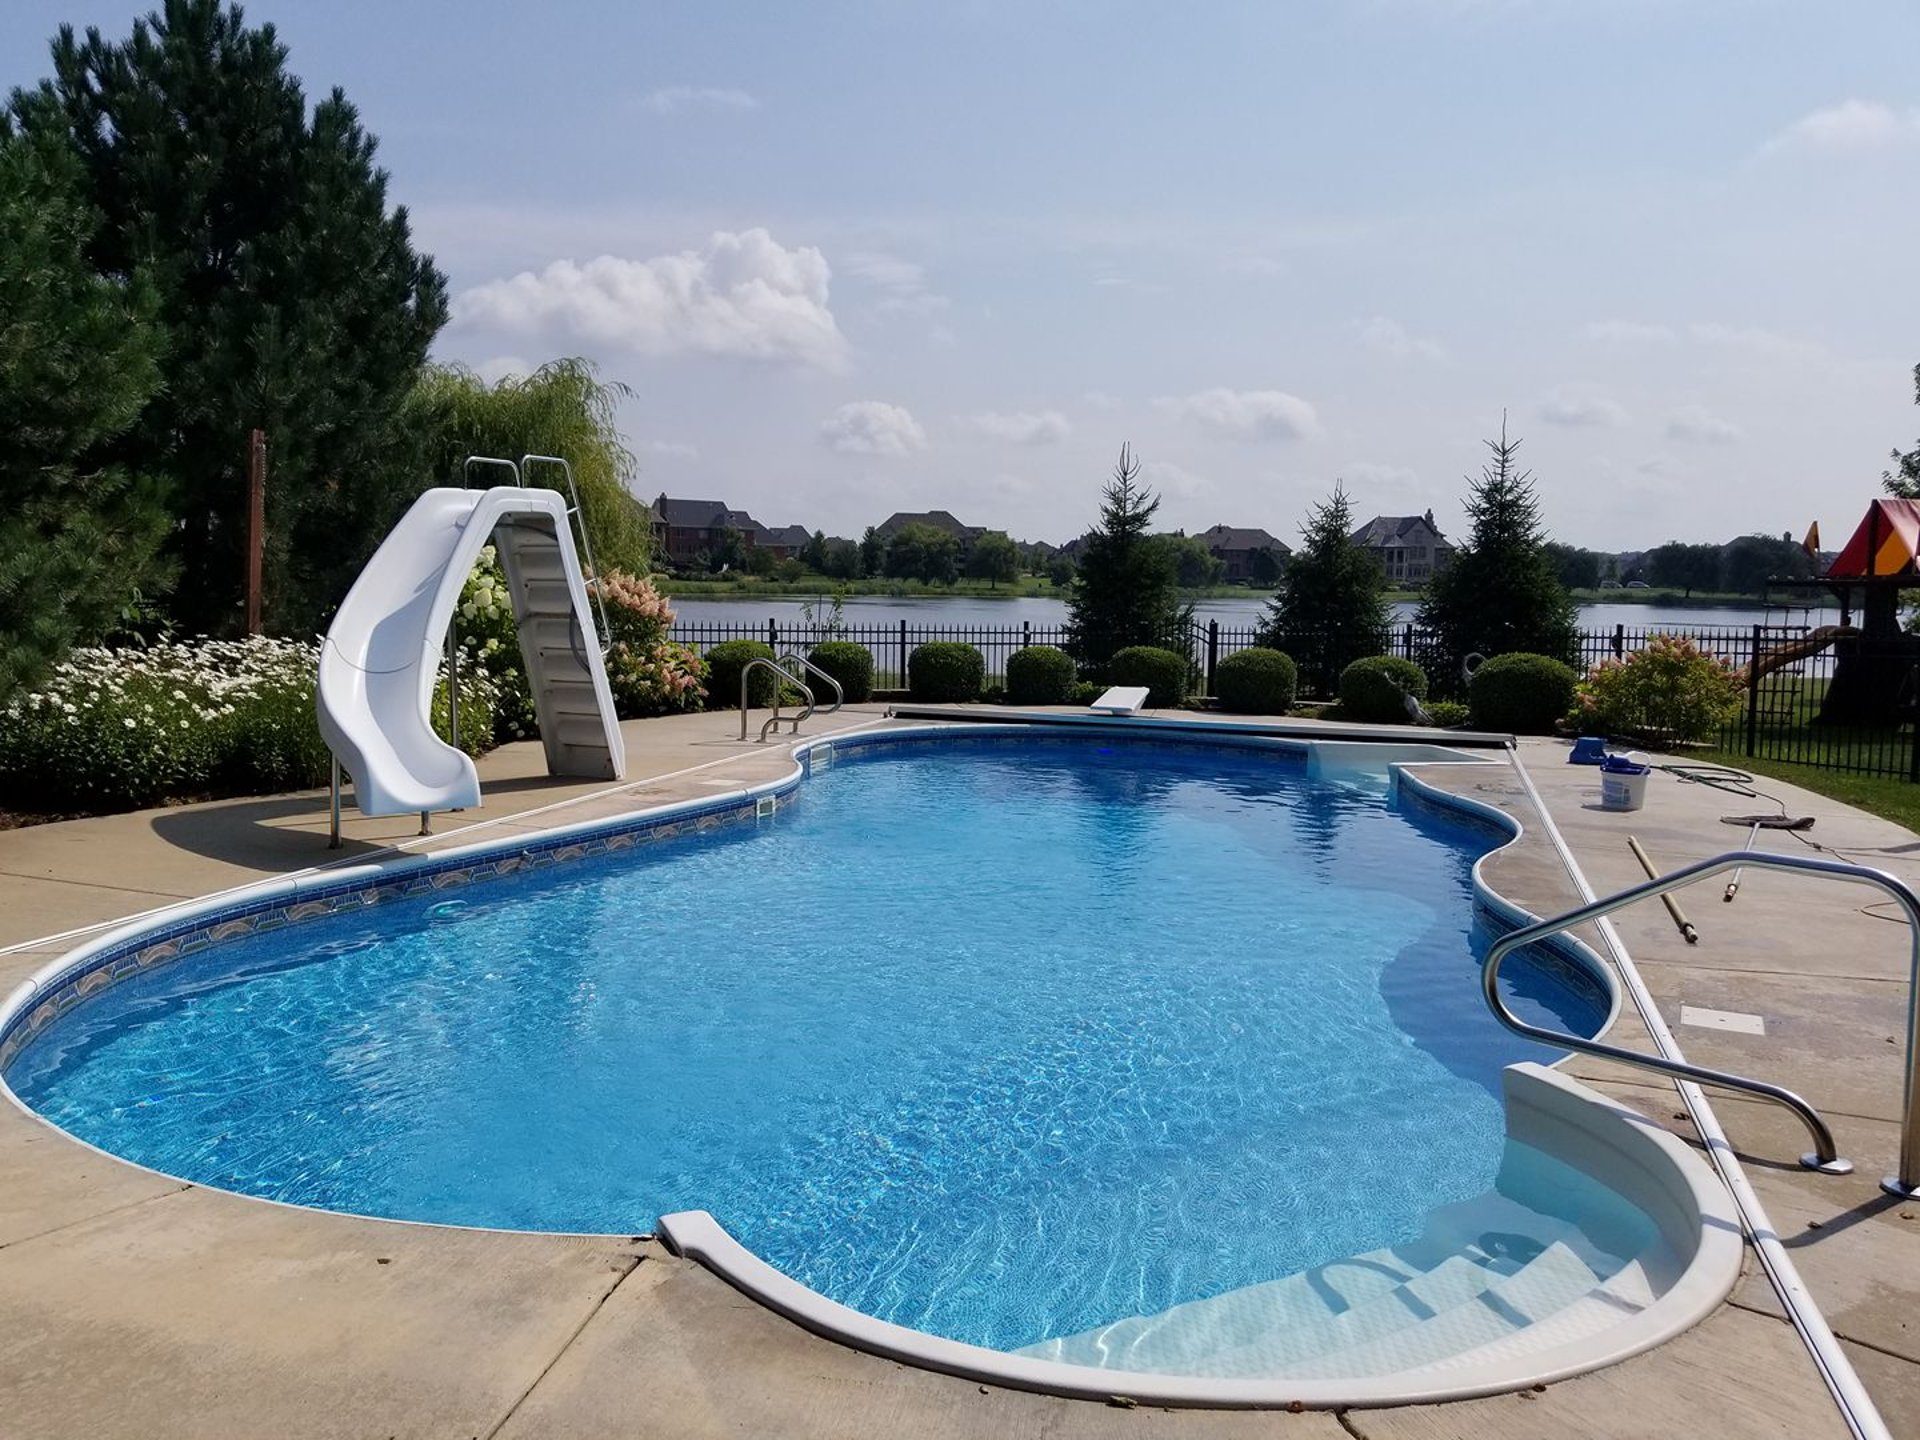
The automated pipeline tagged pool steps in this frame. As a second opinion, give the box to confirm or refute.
[1019,1186,1669,1380]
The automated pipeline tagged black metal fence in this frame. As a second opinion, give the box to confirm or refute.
[667,617,1920,782]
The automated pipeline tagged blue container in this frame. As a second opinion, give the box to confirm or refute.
[1569,736,1608,766]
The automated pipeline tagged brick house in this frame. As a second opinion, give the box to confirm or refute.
[1197,524,1291,582]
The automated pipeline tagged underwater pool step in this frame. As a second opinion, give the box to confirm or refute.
[1402,1256,1659,1376]
[1270,1241,1607,1380]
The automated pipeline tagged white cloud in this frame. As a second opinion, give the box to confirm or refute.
[963,410,1072,446]
[643,86,758,115]
[819,401,927,457]
[646,440,701,460]
[1665,405,1742,445]
[1082,389,1120,410]
[474,355,532,384]
[1539,388,1630,429]
[1357,316,1446,361]
[452,229,847,372]
[1762,100,1920,155]
[1344,460,1421,492]
[841,250,949,317]
[1141,460,1210,501]
[1153,388,1320,441]
[1582,319,1679,345]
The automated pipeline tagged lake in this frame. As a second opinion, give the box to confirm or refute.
[666,592,1840,635]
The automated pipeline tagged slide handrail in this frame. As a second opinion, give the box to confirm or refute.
[1482,847,1920,1187]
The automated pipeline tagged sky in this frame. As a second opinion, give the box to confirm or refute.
[6,0,1919,553]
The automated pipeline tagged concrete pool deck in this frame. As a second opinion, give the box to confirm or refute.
[0,708,1915,1437]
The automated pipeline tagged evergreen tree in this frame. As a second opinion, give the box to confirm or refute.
[1066,445,1190,665]
[13,0,448,632]
[859,526,885,578]
[0,119,172,697]
[1418,420,1577,686]
[1258,481,1386,695]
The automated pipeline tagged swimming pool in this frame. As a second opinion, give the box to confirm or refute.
[5,731,1634,1369]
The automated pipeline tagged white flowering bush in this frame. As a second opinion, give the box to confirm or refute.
[455,547,537,741]
[0,635,496,816]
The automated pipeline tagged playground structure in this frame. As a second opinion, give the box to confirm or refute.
[1788,500,1920,727]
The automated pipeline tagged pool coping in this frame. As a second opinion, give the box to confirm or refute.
[0,722,1739,1408]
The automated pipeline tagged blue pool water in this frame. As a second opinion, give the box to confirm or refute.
[7,736,1606,1352]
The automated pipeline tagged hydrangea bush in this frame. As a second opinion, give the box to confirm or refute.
[0,635,495,815]
[452,552,705,738]
[1575,633,1744,744]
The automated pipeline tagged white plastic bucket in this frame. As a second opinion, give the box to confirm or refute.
[1599,757,1650,812]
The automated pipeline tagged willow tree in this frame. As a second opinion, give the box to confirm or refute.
[401,360,652,580]
[0,119,172,697]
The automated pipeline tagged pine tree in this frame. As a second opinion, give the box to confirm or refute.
[1886,363,1919,497]
[0,119,172,698]
[1258,481,1386,695]
[13,0,448,633]
[1066,445,1190,665]
[1417,419,1577,686]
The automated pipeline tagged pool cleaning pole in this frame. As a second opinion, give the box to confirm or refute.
[1725,823,1761,903]
[1627,836,1700,944]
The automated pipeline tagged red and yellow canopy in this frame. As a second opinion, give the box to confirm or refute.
[1825,499,1920,579]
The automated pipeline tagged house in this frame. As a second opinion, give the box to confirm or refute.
[759,524,814,561]
[1350,511,1454,586]
[1197,524,1291,583]
[875,510,986,562]
[651,495,776,568]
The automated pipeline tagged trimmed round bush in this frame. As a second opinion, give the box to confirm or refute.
[1340,655,1429,724]
[806,640,874,704]
[1109,646,1190,708]
[1214,647,1297,715]
[1469,652,1579,734]
[908,641,984,702]
[1424,699,1471,728]
[1005,645,1079,705]
[706,639,779,709]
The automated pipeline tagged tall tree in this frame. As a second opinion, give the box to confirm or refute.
[966,531,1020,588]
[1645,541,1722,598]
[13,0,448,632]
[1887,362,1920,497]
[1066,445,1190,665]
[858,526,885,578]
[1258,481,1386,695]
[1157,534,1226,589]
[0,118,173,696]
[1418,421,1577,683]
[883,523,960,584]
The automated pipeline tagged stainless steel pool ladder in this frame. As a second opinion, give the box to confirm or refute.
[740,658,815,743]
[1484,848,1920,1197]
[777,653,844,715]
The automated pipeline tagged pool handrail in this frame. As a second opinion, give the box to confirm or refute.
[740,657,815,742]
[1482,846,1920,1190]
[777,653,844,716]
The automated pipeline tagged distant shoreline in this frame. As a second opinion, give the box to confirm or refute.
[654,576,1799,609]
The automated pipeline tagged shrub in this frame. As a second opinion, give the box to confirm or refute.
[1575,634,1743,744]
[1109,646,1190,707]
[1214,648,1297,714]
[0,636,495,815]
[1070,680,1103,706]
[1005,645,1079,705]
[1340,655,1429,723]
[805,640,874,704]
[1470,652,1580,734]
[706,639,779,709]
[1424,699,1471,728]
[908,642,984,702]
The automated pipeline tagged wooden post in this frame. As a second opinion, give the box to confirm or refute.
[245,429,267,634]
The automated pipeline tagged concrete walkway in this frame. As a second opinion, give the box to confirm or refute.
[0,712,1914,1437]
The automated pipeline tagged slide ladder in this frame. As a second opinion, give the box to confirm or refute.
[317,459,625,831]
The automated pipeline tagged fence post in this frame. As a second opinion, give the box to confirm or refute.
[1745,624,1761,759]
[1402,621,1412,659]
[1613,624,1625,659]
[768,617,778,650]
[1022,619,1031,652]
[1206,620,1220,696]
[900,618,909,690]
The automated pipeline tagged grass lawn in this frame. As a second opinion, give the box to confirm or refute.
[1692,748,1920,834]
